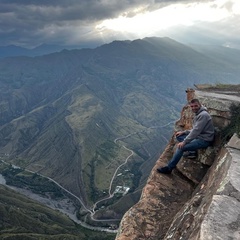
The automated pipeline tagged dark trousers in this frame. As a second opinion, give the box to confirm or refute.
[167,133,211,169]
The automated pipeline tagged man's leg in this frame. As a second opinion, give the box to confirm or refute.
[167,147,184,170]
[156,133,187,174]
[176,133,197,157]
[157,139,210,174]
[176,133,188,142]
[177,133,197,158]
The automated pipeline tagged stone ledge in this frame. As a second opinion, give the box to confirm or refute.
[198,146,217,166]
[200,195,240,240]
[199,144,240,239]
[226,133,240,150]
[163,134,240,240]
[176,146,218,184]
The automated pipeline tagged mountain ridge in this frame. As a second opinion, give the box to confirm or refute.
[1,37,240,232]
[0,43,81,58]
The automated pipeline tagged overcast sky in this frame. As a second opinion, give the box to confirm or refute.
[0,0,239,49]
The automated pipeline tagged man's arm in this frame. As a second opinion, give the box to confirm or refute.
[183,113,210,144]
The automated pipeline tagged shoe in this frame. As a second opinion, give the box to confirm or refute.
[157,166,172,174]
[183,151,197,159]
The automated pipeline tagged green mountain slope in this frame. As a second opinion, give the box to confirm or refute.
[0,185,115,239]
[0,37,240,227]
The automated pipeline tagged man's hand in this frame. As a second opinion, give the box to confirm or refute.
[177,142,185,149]
[175,131,184,137]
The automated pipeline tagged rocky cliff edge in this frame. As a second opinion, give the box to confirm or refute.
[116,85,240,240]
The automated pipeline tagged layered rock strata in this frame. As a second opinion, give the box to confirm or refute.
[116,87,240,240]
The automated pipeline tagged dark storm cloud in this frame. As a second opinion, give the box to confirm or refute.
[0,0,190,22]
[0,0,238,48]
[0,0,155,46]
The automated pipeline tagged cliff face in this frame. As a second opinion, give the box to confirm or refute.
[116,86,240,240]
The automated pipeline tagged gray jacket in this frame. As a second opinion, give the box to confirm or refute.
[183,106,215,144]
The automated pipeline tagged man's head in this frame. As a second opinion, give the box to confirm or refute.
[189,99,201,113]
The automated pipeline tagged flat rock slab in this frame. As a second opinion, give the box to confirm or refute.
[227,133,240,150]
[197,141,240,240]
[200,195,240,240]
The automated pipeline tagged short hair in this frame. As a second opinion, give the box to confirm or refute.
[190,99,201,104]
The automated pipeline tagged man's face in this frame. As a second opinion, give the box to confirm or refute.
[190,102,201,113]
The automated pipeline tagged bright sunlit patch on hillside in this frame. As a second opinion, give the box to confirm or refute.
[96,0,234,36]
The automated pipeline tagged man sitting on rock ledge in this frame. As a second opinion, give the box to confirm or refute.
[157,98,215,174]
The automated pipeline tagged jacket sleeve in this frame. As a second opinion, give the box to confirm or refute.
[183,112,209,144]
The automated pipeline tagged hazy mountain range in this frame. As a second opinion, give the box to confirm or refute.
[0,43,79,58]
[0,37,240,238]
